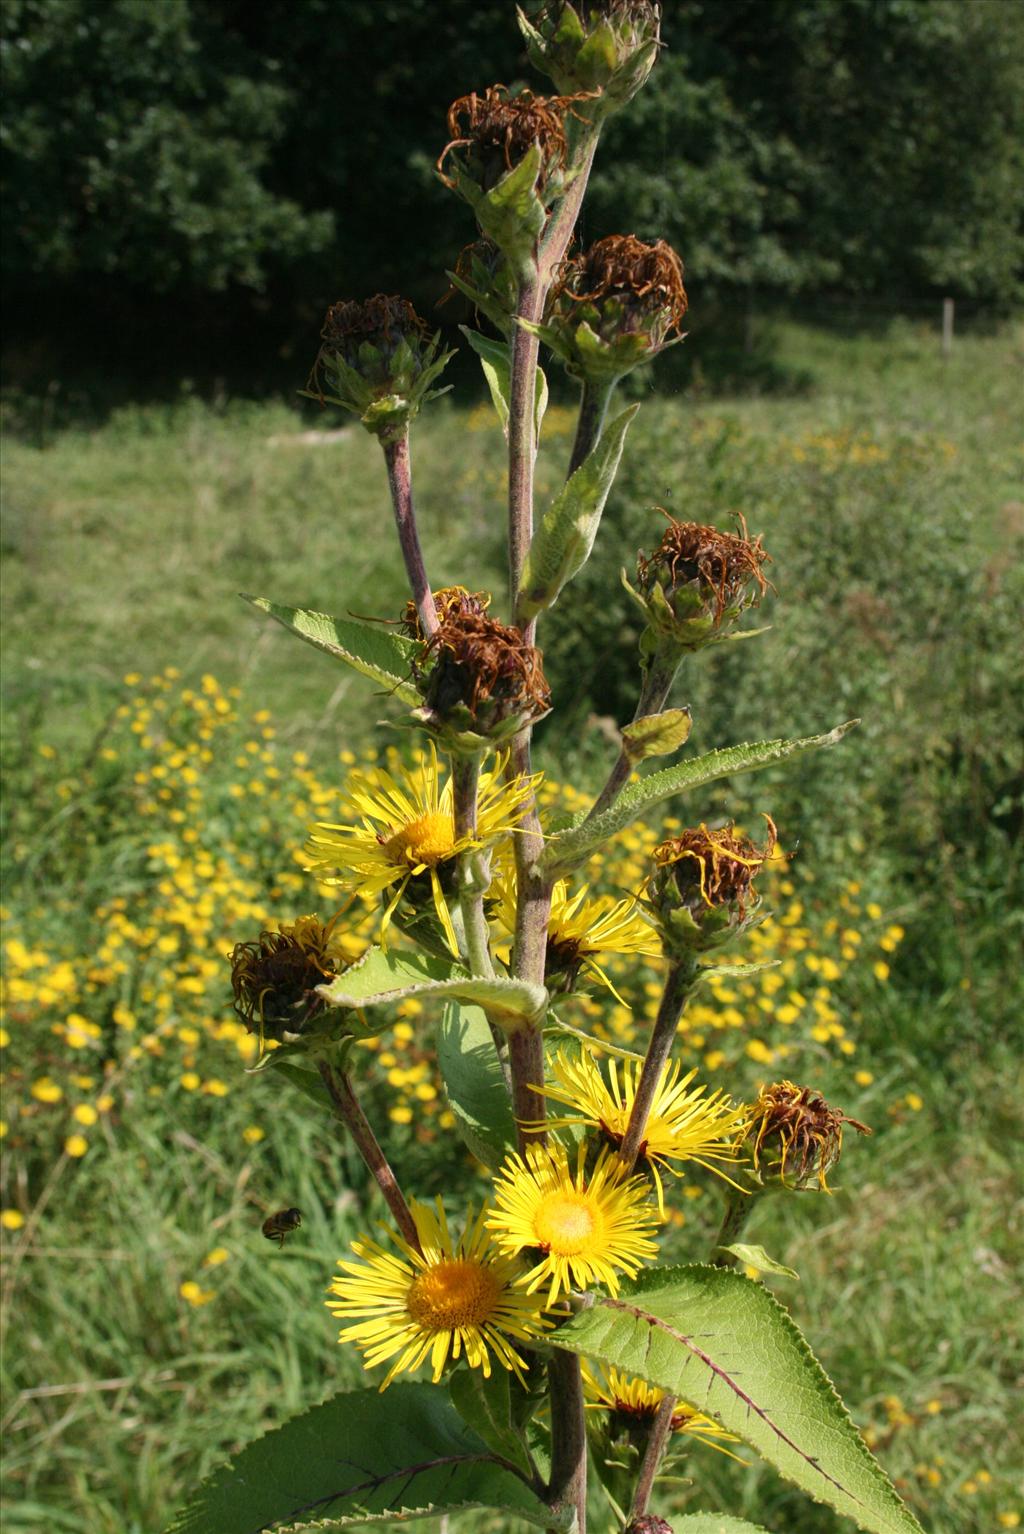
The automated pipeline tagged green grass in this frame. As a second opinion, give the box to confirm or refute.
[2,321,1022,1533]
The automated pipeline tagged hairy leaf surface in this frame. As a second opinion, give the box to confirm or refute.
[320,946,547,1029]
[541,722,857,876]
[243,596,420,704]
[554,1264,923,1534]
[165,1383,560,1533]
[436,1001,515,1166]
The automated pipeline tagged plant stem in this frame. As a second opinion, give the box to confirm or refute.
[618,957,699,1172]
[508,1023,547,1152]
[586,650,681,823]
[628,1393,676,1522]
[317,1060,422,1254]
[452,754,495,978]
[547,1348,588,1534]
[508,731,551,1148]
[382,429,438,637]
[567,375,616,477]
[712,1188,758,1267]
[508,276,543,612]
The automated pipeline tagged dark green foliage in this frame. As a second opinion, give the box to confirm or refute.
[2,0,1021,394]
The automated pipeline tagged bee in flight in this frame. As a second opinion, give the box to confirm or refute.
[262,1207,302,1248]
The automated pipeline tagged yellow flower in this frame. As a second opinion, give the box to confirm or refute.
[487,1141,659,1304]
[242,1125,264,1144]
[326,1201,549,1389]
[72,1104,98,1127]
[492,872,659,1000]
[1,1209,25,1231]
[541,1049,747,1214]
[64,1135,89,1158]
[179,1280,216,1307]
[203,1247,230,1267]
[305,747,535,956]
[583,1362,743,1457]
[31,1077,62,1104]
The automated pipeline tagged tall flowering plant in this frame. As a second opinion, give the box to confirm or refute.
[169,7,922,1534]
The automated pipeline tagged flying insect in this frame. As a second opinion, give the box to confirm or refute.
[262,1207,302,1248]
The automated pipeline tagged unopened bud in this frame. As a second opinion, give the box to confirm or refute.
[413,608,551,751]
[541,234,687,383]
[745,1080,871,1191]
[648,818,776,955]
[519,2,661,113]
[626,512,771,657]
[304,295,454,444]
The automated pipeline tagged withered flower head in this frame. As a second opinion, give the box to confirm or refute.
[745,1080,871,1192]
[544,234,687,381]
[401,586,492,641]
[629,512,771,654]
[230,915,349,1047]
[439,84,574,195]
[520,2,661,109]
[413,608,551,751]
[625,1519,673,1534]
[305,295,454,443]
[649,817,777,954]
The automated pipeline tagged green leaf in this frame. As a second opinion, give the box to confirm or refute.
[553,1265,923,1534]
[449,1369,533,1479]
[671,1518,772,1534]
[165,1382,562,1533]
[437,1001,516,1167]
[541,722,858,877]
[320,946,548,1030]
[621,707,693,763]
[518,404,640,620]
[720,1243,800,1280]
[243,596,420,705]
[475,143,547,275]
[460,328,547,439]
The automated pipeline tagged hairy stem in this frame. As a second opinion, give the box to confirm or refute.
[586,650,682,823]
[618,957,699,1171]
[547,1349,588,1534]
[508,276,543,612]
[452,754,495,978]
[629,1393,676,1522]
[382,430,438,637]
[508,730,551,1147]
[712,1188,758,1267]
[318,1060,422,1254]
[567,375,616,477]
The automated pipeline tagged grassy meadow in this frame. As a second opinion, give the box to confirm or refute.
[1,319,1022,1534]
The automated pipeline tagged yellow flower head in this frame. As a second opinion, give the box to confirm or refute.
[229,913,348,1048]
[305,747,535,956]
[326,1200,549,1390]
[541,1050,748,1214]
[492,872,659,1000]
[486,1141,659,1304]
[583,1362,743,1457]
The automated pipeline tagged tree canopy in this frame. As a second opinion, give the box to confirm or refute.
[2,0,1020,389]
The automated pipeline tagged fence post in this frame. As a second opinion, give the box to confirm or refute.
[942,297,954,358]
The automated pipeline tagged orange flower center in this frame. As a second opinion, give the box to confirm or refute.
[384,812,456,867]
[406,1258,500,1330]
[533,1192,601,1255]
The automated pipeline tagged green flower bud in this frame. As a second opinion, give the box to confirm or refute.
[304,295,454,444]
[446,239,519,338]
[412,608,551,752]
[625,512,771,657]
[519,2,661,112]
[229,915,355,1048]
[744,1080,871,1192]
[648,818,776,956]
[540,233,687,383]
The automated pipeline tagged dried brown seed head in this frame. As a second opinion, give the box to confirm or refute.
[439,84,586,192]
[747,1080,871,1191]
[638,513,770,624]
[417,608,551,739]
[230,915,344,1044]
[653,818,777,917]
[555,233,687,334]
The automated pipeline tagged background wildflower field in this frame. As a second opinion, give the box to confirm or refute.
[2,321,1022,1533]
